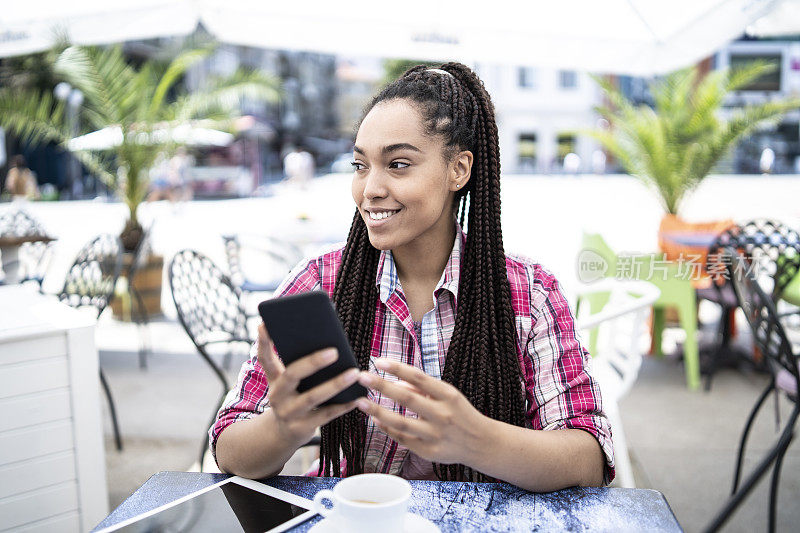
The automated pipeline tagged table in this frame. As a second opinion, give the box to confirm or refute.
[0,286,108,532]
[0,234,55,284]
[93,472,682,532]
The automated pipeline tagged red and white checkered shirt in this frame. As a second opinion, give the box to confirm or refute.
[211,227,615,483]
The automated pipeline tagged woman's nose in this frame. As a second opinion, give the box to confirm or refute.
[362,169,388,200]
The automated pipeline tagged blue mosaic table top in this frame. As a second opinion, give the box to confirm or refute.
[93,471,682,532]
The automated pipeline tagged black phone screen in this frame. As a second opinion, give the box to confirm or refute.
[258,291,367,404]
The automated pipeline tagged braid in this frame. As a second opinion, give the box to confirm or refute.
[319,211,379,476]
[320,62,526,481]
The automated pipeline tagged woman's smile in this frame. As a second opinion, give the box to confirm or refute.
[363,206,403,228]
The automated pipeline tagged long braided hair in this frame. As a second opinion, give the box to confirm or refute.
[321,62,527,482]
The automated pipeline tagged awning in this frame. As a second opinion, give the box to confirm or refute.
[2,0,798,76]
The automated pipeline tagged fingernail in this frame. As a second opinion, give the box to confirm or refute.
[374,359,389,369]
[343,368,359,383]
[322,349,337,362]
[355,398,370,410]
[358,373,375,386]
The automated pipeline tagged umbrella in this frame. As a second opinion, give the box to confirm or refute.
[66,124,234,151]
[3,0,798,75]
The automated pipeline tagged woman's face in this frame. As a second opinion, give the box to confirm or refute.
[351,98,471,252]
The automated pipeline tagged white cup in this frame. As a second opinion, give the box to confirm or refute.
[312,473,412,533]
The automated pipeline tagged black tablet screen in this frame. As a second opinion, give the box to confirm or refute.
[113,481,312,532]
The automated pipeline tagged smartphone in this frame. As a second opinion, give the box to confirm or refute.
[257,291,367,405]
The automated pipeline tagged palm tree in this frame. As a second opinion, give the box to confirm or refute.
[0,44,280,249]
[590,63,800,215]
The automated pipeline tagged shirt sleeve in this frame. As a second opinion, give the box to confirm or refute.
[525,273,616,485]
[208,257,322,463]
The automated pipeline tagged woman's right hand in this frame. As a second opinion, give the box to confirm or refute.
[256,322,360,448]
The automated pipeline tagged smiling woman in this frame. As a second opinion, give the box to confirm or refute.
[212,63,612,492]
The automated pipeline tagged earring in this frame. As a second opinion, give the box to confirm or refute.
[456,183,461,188]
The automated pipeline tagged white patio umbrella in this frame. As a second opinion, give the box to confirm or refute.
[198,0,797,75]
[2,0,798,75]
[745,0,800,37]
[0,1,198,58]
[66,124,234,151]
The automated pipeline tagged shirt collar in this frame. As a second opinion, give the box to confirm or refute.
[375,222,465,304]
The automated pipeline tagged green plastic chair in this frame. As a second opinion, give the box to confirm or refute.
[782,276,800,307]
[577,232,701,390]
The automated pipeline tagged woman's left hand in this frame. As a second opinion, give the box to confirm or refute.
[356,359,490,466]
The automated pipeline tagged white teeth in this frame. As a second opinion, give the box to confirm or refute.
[368,210,398,220]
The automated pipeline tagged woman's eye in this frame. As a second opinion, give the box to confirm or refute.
[389,161,410,169]
[351,161,365,171]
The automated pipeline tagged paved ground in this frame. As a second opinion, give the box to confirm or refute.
[5,173,800,531]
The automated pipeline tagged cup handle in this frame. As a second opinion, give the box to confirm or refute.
[313,489,336,518]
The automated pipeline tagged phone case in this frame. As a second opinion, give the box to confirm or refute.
[258,291,367,405]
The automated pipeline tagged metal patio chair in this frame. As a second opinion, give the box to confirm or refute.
[222,234,301,298]
[701,220,800,390]
[705,248,800,533]
[58,233,124,451]
[169,249,253,469]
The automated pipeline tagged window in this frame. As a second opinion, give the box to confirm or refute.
[558,70,578,89]
[518,134,537,171]
[518,67,537,89]
[729,54,782,91]
[557,133,577,164]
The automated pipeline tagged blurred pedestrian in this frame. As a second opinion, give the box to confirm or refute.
[283,145,314,189]
[3,155,39,200]
[759,147,775,175]
[168,147,194,201]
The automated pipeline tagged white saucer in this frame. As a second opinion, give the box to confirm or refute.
[307,512,440,532]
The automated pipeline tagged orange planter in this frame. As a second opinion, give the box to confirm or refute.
[657,214,735,289]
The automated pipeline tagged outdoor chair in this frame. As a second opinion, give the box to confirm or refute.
[0,209,53,286]
[705,248,800,533]
[579,232,701,390]
[222,233,301,301]
[701,220,800,390]
[169,249,255,469]
[575,278,660,488]
[58,233,124,451]
[170,248,323,470]
[11,240,54,290]
[0,208,46,237]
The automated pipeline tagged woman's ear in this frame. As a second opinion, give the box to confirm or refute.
[449,150,473,191]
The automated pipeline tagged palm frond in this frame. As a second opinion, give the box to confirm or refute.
[149,47,214,116]
[171,68,282,122]
[55,46,138,127]
[0,89,68,148]
[725,60,777,93]
[592,63,798,214]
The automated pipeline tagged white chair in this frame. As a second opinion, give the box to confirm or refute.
[575,278,660,488]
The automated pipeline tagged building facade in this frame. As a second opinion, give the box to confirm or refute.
[477,64,603,175]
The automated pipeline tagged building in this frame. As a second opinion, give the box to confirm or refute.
[616,36,800,175]
[715,37,800,174]
[477,65,603,175]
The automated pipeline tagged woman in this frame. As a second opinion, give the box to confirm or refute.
[212,63,613,491]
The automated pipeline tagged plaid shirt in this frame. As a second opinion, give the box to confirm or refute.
[211,228,615,483]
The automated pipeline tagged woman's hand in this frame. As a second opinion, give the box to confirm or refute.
[355,359,490,466]
[256,323,359,448]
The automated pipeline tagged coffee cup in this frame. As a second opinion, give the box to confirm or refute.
[312,473,412,532]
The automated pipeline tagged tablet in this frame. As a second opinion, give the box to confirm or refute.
[96,476,316,533]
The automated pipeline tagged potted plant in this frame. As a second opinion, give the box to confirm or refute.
[0,43,280,317]
[591,62,799,218]
[2,44,279,247]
